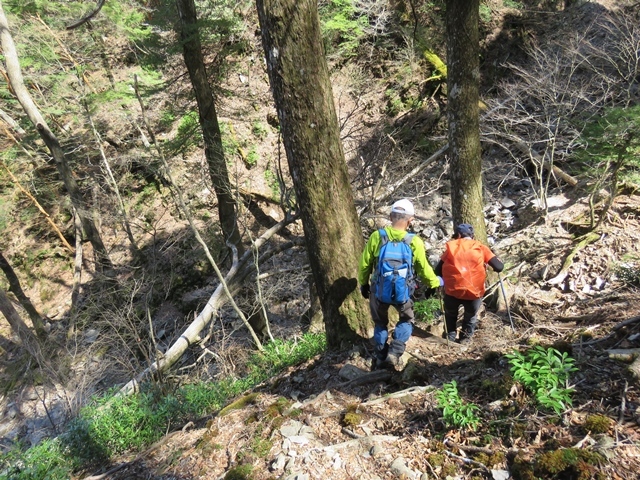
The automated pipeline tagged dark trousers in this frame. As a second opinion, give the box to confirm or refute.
[443,294,482,341]
[369,294,414,358]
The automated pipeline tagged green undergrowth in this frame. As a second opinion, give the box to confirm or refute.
[0,333,326,480]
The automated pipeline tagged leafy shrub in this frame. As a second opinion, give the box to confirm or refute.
[435,380,480,430]
[506,346,578,414]
[319,0,368,57]
[0,438,73,480]
[414,298,440,325]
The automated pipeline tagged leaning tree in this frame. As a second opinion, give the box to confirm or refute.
[255,0,371,348]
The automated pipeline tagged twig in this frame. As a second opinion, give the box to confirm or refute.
[361,385,435,406]
[66,0,106,30]
[320,435,399,451]
[619,380,628,425]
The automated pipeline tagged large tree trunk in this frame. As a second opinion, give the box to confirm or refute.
[256,0,371,348]
[0,252,46,338]
[446,0,487,244]
[175,0,243,255]
[0,1,112,270]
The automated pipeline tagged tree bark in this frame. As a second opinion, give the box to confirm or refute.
[0,1,112,271]
[175,0,243,255]
[446,0,487,244]
[256,0,371,348]
[0,287,39,353]
[0,252,46,338]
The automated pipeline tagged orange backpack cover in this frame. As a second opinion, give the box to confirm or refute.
[442,239,492,300]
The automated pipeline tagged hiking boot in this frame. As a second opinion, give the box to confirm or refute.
[457,336,472,347]
[382,353,401,370]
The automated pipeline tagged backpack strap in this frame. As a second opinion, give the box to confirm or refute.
[402,233,414,246]
[378,228,389,246]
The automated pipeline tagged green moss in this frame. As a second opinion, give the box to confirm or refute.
[342,412,361,426]
[511,453,535,480]
[584,414,611,434]
[427,453,444,467]
[441,462,457,477]
[218,393,259,417]
[534,448,605,478]
[224,464,254,480]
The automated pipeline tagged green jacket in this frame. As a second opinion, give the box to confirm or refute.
[358,226,440,289]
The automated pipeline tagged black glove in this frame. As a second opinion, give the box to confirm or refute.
[424,287,437,299]
[360,284,370,299]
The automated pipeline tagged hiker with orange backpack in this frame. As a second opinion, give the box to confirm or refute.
[434,223,504,344]
[358,199,443,369]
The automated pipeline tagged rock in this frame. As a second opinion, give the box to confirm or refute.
[280,420,303,438]
[500,197,516,209]
[390,457,416,478]
[491,470,510,480]
[370,444,384,456]
[84,329,99,344]
[283,473,308,480]
[270,453,287,471]
[338,363,369,381]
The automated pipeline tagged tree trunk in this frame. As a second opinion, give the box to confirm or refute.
[446,0,487,244]
[175,0,243,255]
[256,0,371,348]
[0,288,39,353]
[0,1,112,270]
[0,252,46,338]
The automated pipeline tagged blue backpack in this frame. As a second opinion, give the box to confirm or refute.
[372,229,415,304]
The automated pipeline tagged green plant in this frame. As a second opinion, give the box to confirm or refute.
[503,0,523,8]
[263,168,280,200]
[0,438,73,480]
[251,121,268,140]
[414,298,440,325]
[319,0,368,57]
[435,380,481,430]
[479,4,492,23]
[506,346,578,414]
[246,147,259,168]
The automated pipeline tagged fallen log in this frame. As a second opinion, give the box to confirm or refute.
[117,217,299,396]
[607,349,640,362]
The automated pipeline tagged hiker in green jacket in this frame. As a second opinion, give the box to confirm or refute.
[358,199,442,369]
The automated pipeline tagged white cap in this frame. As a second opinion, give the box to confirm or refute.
[391,198,415,216]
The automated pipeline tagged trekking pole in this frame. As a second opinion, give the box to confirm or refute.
[498,272,515,333]
[439,289,450,347]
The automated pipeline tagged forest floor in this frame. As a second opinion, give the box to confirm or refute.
[81,193,640,480]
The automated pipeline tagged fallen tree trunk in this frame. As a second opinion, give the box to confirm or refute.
[117,217,301,396]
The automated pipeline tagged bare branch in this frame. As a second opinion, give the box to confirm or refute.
[66,0,107,30]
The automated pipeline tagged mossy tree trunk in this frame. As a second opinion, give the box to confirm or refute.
[256,0,371,348]
[0,0,112,271]
[175,0,243,255]
[446,0,487,244]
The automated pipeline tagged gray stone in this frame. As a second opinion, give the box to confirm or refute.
[338,363,368,381]
[491,470,510,480]
[390,457,416,478]
[283,474,308,480]
[370,444,384,456]
[500,197,516,209]
[270,453,287,471]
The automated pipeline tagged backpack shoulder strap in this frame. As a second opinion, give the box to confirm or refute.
[378,228,389,245]
[402,233,414,247]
